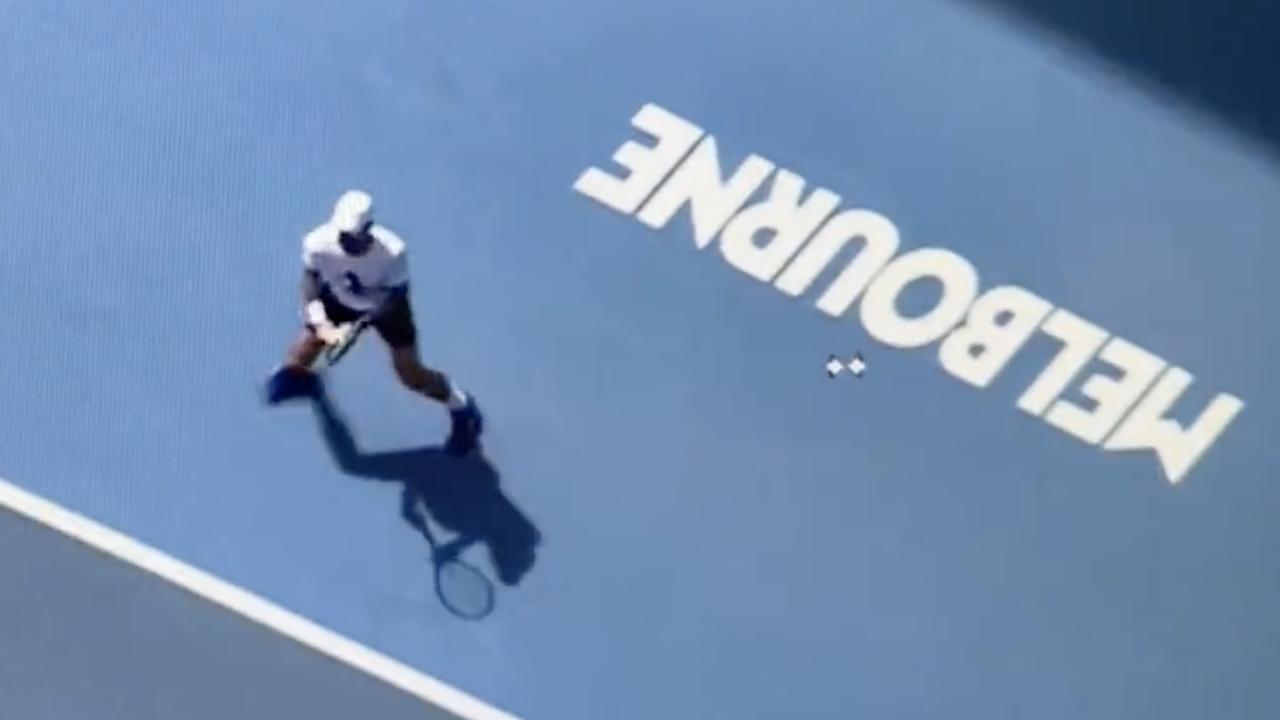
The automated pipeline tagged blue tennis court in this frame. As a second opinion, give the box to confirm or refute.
[2,1,1277,719]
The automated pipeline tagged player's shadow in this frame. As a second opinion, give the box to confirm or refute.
[309,390,541,605]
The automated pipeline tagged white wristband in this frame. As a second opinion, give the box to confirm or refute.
[305,299,329,327]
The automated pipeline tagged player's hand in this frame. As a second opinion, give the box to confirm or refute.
[306,299,348,347]
[315,322,352,347]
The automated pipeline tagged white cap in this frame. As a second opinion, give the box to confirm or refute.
[331,189,373,234]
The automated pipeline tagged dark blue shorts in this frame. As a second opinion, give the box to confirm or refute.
[316,287,417,349]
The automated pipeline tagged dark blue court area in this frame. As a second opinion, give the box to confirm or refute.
[2,1,1277,719]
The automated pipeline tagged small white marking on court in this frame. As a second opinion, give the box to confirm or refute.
[0,476,521,720]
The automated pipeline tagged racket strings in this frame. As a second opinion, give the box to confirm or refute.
[436,559,495,620]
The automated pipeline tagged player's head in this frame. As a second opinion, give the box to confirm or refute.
[332,189,375,256]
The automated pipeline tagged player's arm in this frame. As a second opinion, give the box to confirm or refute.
[301,268,332,330]
[301,268,322,305]
[299,242,345,344]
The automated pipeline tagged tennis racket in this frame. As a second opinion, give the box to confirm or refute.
[418,524,496,621]
[318,291,405,368]
[432,547,496,621]
[319,316,370,367]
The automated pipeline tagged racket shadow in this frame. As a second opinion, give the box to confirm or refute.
[310,390,542,619]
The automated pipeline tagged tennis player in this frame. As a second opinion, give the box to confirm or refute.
[265,189,484,456]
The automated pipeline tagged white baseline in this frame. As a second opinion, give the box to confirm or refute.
[0,476,521,720]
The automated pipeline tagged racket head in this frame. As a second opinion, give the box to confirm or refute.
[434,557,496,620]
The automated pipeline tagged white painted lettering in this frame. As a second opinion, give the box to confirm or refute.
[774,209,900,318]
[574,103,1246,485]
[859,248,979,349]
[938,285,1054,388]
[1044,338,1166,445]
[1017,310,1108,416]
[573,103,704,215]
[719,170,842,282]
[1105,368,1245,484]
[636,135,775,248]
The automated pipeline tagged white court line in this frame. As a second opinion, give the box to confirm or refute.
[0,476,521,720]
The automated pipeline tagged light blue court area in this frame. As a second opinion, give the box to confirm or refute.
[1,1,1278,719]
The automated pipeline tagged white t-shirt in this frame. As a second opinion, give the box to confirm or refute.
[302,222,409,312]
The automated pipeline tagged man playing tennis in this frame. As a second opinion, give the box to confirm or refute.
[265,189,484,456]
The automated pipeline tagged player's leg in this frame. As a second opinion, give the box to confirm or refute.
[389,345,452,401]
[390,348,485,456]
[377,298,484,455]
[376,294,453,401]
[286,328,327,369]
[264,329,324,404]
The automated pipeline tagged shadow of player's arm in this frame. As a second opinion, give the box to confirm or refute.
[311,397,415,482]
[399,483,429,534]
[399,483,480,560]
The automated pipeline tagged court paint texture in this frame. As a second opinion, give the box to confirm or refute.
[1,1,1277,719]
